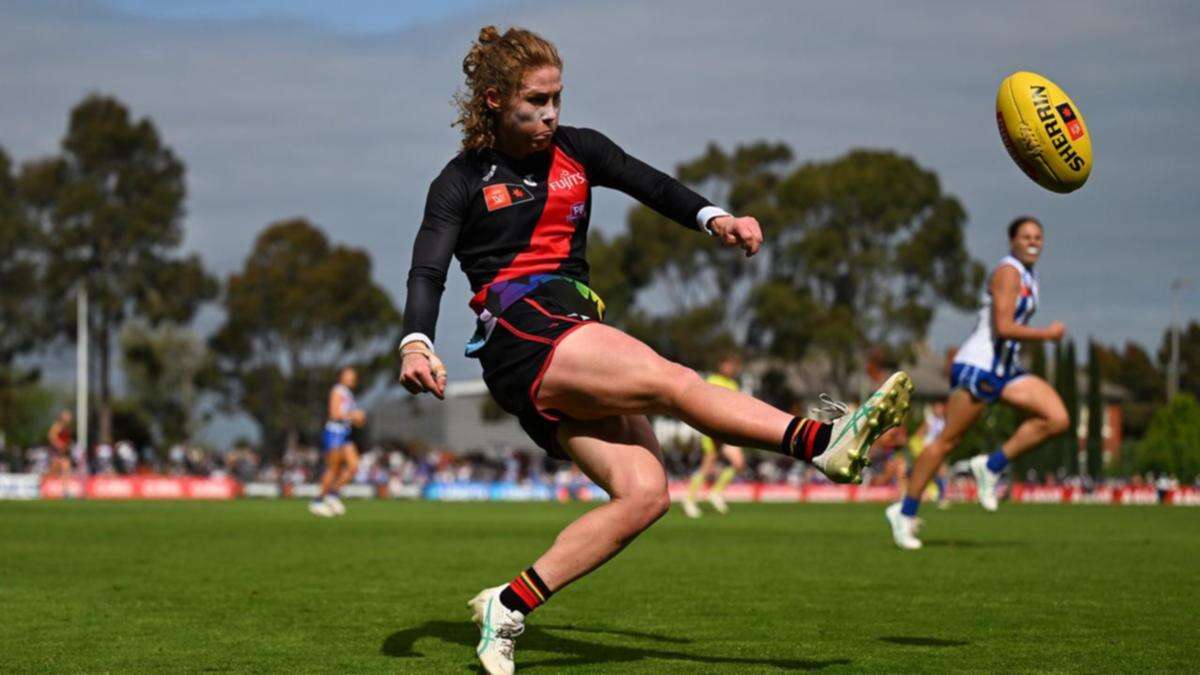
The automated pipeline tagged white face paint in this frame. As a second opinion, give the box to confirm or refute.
[491,66,562,157]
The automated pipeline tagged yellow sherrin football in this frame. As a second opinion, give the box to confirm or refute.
[996,71,1093,193]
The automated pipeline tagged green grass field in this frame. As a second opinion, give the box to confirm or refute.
[2,500,1197,673]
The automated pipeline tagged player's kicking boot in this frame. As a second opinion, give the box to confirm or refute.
[470,586,525,675]
[681,497,702,519]
[885,501,923,550]
[968,454,1001,512]
[812,372,913,483]
[469,568,553,673]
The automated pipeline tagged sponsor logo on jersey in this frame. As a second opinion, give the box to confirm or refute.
[1056,103,1085,141]
[549,169,586,192]
[567,201,587,225]
[1030,85,1086,172]
[482,184,536,212]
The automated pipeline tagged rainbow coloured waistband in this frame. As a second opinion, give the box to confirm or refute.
[465,274,606,356]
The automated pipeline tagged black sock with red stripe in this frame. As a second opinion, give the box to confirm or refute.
[782,417,832,460]
[498,566,553,615]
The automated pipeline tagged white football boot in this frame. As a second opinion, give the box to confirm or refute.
[885,502,923,550]
[308,500,334,517]
[681,498,702,519]
[324,494,346,516]
[811,372,913,483]
[969,455,1000,512]
[469,586,525,675]
[708,493,730,515]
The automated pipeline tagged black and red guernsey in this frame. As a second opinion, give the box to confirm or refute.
[403,125,720,343]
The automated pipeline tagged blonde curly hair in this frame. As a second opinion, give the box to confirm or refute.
[454,26,563,152]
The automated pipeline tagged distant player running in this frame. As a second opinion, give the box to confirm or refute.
[682,352,747,518]
[886,216,1068,550]
[309,367,364,517]
[47,410,74,497]
[398,26,912,674]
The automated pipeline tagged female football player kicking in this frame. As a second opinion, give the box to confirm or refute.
[885,216,1069,550]
[399,26,912,674]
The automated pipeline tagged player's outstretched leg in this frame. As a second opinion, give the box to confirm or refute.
[969,376,1069,511]
[537,323,912,485]
[471,415,667,674]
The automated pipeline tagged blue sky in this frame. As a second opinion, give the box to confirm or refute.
[104,0,507,33]
[3,0,1199,442]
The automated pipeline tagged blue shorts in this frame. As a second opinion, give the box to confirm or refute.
[950,363,1026,404]
[321,421,352,452]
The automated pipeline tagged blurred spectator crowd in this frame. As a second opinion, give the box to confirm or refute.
[1,437,1192,494]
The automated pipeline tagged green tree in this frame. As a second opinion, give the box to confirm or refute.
[763,150,985,393]
[18,95,218,444]
[1086,340,1104,479]
[0,146,44,436]
[1158,320,1200,401]
[1097,341,1162,402]
[592,142,792,368]
[1,384,62,458]
[1096,340,1163,439]
[121,321,209,445]
[209,219,402,453]
[596,145,985,386]
[1138,393,1200,482]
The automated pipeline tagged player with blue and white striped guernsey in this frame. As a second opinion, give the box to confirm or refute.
[886,216,1070,549]
[309,367,365,517]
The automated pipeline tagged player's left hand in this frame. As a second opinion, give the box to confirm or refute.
[708,215,763,257]
[400,342,448,400]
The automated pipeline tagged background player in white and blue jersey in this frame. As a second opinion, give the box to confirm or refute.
[886,217,1070,549]
[309,367,365,517]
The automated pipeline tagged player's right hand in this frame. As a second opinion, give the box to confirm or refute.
[708,215,763,257]
[1044,321,1066,341]
[400,344,447,400]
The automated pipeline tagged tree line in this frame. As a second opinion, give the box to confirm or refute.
[1,94,1196,478]
[584,140,1199,480]
[1,95,402,455]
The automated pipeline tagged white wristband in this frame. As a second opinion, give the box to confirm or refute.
[399,332,434,352]
[696,206,731,236]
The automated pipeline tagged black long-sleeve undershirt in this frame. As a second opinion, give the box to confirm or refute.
[403,126,719,344]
